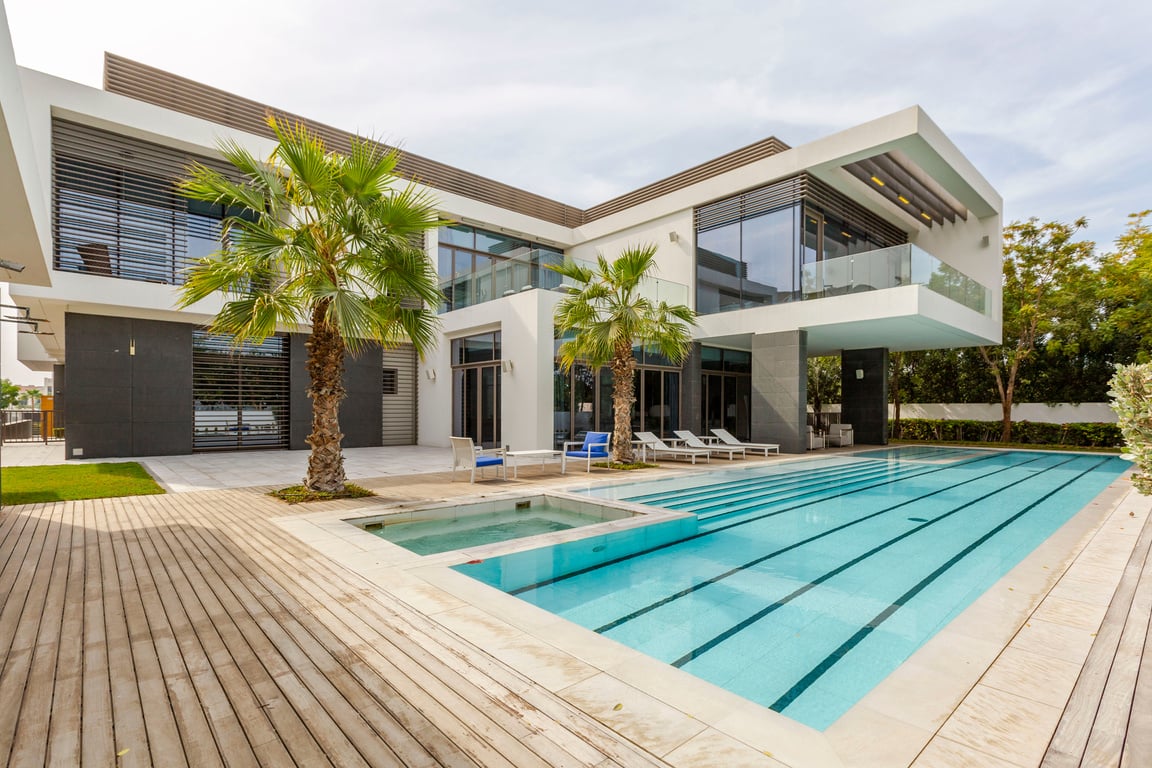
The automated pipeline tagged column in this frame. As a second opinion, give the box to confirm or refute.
[841,347,889,445]
[751,330,808,454]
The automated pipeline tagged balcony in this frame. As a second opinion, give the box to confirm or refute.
[800,243,991,315]
[439,250,690,313]
[439,249,565,312]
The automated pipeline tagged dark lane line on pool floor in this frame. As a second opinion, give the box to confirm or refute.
[508,451,1008,596]
[769,456,1110,712]
[593,452,1051,633]
[669,454,1089,667]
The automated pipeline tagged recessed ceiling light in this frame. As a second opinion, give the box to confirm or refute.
[870,176,885,186]
[897,195,910,205]
[920,211,932,221]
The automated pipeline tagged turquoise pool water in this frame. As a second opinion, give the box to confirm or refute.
[454,447,1129,729]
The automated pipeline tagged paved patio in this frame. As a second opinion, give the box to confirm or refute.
[1,446,1149,767]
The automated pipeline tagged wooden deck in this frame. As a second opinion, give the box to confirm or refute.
[1043,497,1152,767]
[0,478,672,768]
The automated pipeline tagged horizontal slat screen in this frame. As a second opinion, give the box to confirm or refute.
[695,173,908,246]
[52,119,243,286]
[381,344,416,445]
[583,137,790,222]
[192,331,291,451]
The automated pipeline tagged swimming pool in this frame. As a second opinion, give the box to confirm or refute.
[454,447,1129,729]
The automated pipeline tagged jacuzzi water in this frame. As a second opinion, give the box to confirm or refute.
[454,447,1129,729]
[367,503,606,555]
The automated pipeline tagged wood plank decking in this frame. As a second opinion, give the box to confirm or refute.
[0,484,671,767]
[1043,499,1152,768]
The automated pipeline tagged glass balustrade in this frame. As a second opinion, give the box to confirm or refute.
[799,243,990,315]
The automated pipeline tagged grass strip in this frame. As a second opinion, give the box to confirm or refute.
[1,462,165,505]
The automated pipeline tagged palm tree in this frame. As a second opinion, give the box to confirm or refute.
[550,243,696,464]
[177,117,443,493]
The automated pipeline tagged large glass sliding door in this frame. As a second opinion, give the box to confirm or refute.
[553,357,681,447]
[700,346,751,441]
[451,332,502,448]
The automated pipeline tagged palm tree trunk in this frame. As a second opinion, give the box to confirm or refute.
[304,301,347,492]
[611,345,636,464]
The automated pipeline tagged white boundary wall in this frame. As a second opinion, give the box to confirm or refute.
[891,403,1117,424]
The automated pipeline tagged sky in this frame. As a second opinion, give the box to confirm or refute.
[2,0,1151,382]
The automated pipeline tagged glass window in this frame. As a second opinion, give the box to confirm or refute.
[741,206,797,306]
[701,346,723,371]
[696,222,743,314]
[440,224,474,248]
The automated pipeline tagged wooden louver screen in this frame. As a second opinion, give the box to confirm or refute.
[192,331,291,451]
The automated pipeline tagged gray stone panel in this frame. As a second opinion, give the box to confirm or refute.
[751,330,807,453]
[841,348,889,445]
[63,313,193,458]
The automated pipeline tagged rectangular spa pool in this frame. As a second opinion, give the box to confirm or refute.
[353,494,638,555]
[453,447,1130,729]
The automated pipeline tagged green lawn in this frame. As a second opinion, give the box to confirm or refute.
[0,462,165,505]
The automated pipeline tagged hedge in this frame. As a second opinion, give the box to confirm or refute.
[890,418,1123,448]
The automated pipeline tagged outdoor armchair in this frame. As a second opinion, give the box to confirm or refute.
[449,436,506,482]
[563,431,611,472]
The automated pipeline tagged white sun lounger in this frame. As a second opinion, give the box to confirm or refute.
[634,431,711,464]
[673,430,745,460]
[709,428,780,455]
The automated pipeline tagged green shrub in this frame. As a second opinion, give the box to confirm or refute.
[1109,364,1152,495]
[891,418,1123,448]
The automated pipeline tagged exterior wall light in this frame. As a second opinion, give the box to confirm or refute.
[501,360,514,373]
[668,231,679,243]
[855,369,865,380]
[426,368,436,381]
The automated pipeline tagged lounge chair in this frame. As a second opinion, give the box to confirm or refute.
[673,429,745,460]
[449,436,506,482]
[634,431,711,464]
[807,426,825,450]
[709,428,780,456]
[563,431,611,472]
[827,423,854,447]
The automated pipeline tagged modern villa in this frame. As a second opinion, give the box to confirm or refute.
[0,27,1002,460]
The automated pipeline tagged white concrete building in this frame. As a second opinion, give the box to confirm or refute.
[0,9,1001,459]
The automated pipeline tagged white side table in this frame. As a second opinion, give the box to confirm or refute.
[507,449,564,478]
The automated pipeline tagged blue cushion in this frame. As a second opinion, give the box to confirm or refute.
[475,456,503,467]
[566,449,608,459]
[583,431,610,450]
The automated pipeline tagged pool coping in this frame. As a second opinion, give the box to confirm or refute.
[272,450,1140,768]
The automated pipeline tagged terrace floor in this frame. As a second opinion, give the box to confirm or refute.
[0,445,1148,767]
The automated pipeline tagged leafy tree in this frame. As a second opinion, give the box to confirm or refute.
[1098,210,1152,364]
[978,218,1094,441]
[0,378,20,409]
[1110,363,1152,495]
[550,244,696,463]
[178,118,443,493]
[807,356,841,428]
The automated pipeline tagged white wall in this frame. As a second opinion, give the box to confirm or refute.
[418,288,562,449]
[892,402,1117,424]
